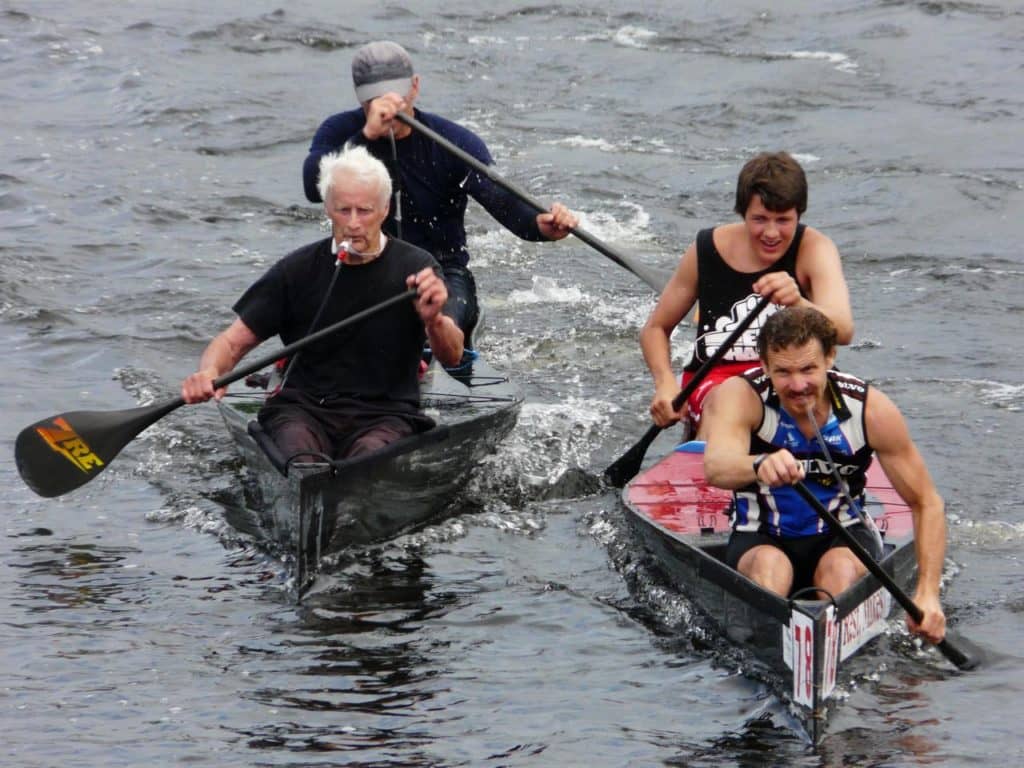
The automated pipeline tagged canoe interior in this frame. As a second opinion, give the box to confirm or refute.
[217,355,523,590]
[623,442,918,743]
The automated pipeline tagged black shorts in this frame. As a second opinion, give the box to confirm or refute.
[725,524,881,596]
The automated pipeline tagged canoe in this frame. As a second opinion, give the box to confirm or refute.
[216,353,523,591]
[622,440,916,744]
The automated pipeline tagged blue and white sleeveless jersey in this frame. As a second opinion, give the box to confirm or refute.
[732,368,875,538]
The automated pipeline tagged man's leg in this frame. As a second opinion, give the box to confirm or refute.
[814,549,867,597]
[342,418,415,458]
[737,545,795,596]
[259,404,333,464]
[727,531,794,596]
[814,524,877,596]
[440,264,479,347]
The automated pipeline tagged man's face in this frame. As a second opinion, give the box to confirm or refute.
[762,338,836,417]
[743,194,799,264]
[325,174,388,253]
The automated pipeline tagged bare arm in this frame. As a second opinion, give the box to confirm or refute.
[750,227,853,343]
[181,318,263,403]
[794,227,854,343]
[866,386,947,643]
[640,243,699,427]
[408,267,464,367]
[702,376,774,488]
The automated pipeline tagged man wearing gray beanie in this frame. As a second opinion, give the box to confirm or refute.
[302,41,578,348]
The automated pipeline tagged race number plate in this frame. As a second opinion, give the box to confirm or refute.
[821,605,839,700]
[784,606,840,707]
[787,611,815,707]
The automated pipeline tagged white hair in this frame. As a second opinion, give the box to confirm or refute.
[317,145,392,207]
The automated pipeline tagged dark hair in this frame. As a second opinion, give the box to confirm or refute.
[757,307,837,360]
[734,151,808,217]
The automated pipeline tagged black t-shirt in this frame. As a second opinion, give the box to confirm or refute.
[233,236,437,406]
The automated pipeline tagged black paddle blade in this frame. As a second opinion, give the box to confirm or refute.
[15,398,184,498]
[937,632,983,671]
[603,423,662,488]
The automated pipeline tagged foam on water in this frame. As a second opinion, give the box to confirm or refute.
[612,25,659,49]
[544,133,675,154]
[953,519,1024,547]
[771,49,859,74]
[508,274,587,306]
[576,204,653,246]
[467,35,509,46]
[465,227,530,270]
[459,397,612,509]
[910,377,1024,412]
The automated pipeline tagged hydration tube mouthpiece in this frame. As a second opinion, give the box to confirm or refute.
[337,240,351,264]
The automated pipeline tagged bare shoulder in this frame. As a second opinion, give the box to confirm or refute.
[795,225,844,289]
[797,225,840,258]
[648,241,699,324]
[713,221,747,252]
[707,373,761,422]
[864,384,912,449]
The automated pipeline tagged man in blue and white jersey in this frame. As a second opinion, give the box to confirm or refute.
[703,306,947,644]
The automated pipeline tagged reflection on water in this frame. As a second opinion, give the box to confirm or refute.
[8,536,146,611]
[231,552,463,761]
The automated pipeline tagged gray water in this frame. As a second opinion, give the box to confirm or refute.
[2,1,1023,765]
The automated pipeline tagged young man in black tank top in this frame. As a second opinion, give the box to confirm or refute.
[641,151,854,437]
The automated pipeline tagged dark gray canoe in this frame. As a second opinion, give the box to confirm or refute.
[216,354,523,591]
[622,441,917,744]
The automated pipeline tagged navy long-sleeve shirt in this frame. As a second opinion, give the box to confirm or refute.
[302,108,545,268]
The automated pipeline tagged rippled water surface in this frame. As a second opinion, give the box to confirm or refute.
[3,2,1023,765]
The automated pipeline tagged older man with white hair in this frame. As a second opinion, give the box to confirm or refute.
[182,145,462,462]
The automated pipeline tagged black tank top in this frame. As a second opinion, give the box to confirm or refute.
[683,223,806,372]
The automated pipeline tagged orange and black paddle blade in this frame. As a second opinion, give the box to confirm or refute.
[15,398,184,498]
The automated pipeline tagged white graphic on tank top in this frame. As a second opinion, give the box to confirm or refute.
[699,293,779,362]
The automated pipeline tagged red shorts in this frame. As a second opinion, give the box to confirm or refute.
[681,361,761,426]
